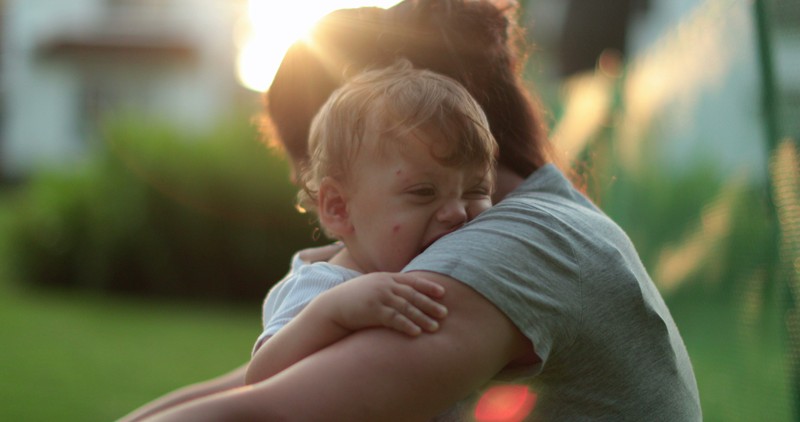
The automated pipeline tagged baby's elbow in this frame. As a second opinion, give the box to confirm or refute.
[243,363,257,385]
[244,357,269,385]
[245,339,272,385]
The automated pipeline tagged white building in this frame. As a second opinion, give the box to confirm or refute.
[0,0,250,178]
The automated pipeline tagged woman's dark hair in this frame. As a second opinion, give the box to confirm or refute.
[264,0,550,179]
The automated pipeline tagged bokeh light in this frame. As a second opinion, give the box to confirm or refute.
[237,0,401,92]
[474,384,537,422]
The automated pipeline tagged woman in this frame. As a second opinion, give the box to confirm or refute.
[132,1,701,420]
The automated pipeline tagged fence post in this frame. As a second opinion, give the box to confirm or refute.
[753,0,799,419]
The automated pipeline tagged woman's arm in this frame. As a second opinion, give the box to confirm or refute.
[245,273,448,384]
[118,363,248,422]
[144,272,533,422]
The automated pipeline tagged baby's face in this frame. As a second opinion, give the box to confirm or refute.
[341,136,492,273]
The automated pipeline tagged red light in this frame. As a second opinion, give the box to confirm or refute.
[474,384,537,422]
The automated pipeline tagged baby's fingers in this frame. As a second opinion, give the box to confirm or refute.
[394,282,448,320]
[392,273,446,299]
[386,293,445,334]
[383,308,424,336]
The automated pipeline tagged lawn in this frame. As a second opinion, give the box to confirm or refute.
[0,281,259,421]
[0,200,259,421]
[667,286,795,422]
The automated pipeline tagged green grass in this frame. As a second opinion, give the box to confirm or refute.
[0,281,259,421]
[0,196,260,420]
[667,287,795,422]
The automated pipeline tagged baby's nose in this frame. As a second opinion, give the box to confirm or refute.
[437,200,468,228]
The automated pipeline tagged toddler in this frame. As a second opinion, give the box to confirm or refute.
[246,60,498,383]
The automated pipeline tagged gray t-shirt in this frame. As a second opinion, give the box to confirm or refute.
[405,164,701,420]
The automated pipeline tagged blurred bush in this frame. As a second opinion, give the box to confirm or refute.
[4,115,326,305]
[598,160,777,302]
[569,120,778,309]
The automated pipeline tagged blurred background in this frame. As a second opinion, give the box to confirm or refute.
[0,0,797,420]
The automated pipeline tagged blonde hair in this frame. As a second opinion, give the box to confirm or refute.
[298,60,497,218]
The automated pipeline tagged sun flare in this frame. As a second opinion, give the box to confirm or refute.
[237,0,402,92]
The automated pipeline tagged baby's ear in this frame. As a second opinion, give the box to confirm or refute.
[318,177,352,237]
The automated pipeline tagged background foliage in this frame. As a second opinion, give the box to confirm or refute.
[4,115,326,306]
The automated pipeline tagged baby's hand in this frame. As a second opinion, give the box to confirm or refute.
[317,272,448,336]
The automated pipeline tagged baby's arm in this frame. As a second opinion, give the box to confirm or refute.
[245,273,447,384]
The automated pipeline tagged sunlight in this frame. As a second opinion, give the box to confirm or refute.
[237,0,402,92]
[551,66,617,164]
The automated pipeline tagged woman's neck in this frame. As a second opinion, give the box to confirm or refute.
[492,165,525,202]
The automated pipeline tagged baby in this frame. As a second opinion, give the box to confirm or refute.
[247,60,497,383]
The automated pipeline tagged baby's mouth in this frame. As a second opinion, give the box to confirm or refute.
[420,226,462,253]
